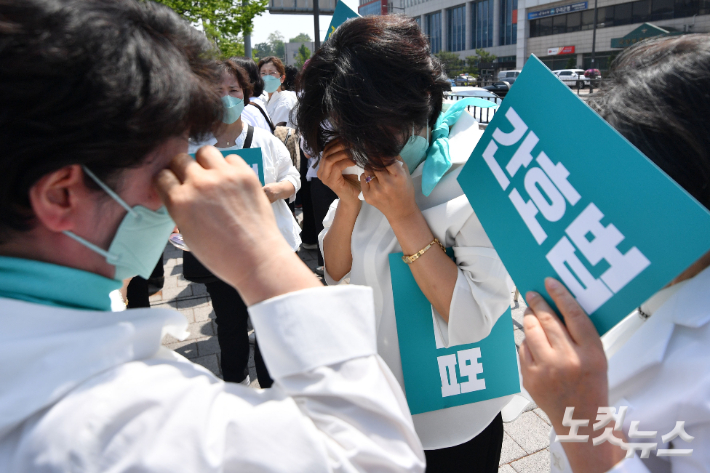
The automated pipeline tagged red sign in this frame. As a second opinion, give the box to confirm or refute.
[547,46,576,55]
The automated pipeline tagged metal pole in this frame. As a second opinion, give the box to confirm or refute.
[590,0,598,92]
[314,0,321,50]
[243,0,252,58]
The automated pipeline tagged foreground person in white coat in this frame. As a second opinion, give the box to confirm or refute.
[0,1,425,471]
[519,35,710,473]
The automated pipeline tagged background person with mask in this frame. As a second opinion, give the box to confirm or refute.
[0,1,425,471]
[259,56,297,128]
[297,15,512,472]
[184,59,301,387]
[230,56,275,133]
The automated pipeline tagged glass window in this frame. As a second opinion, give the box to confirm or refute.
[581,9,595,30]
[472,0,494,48]
[567,11,582,31]
[538,16,553,36]
[614,3,632,25]
[598,6,614,27]
[447,5,466,52]
[499,0,518,45]
[651,0,674,19]
[425,11,442,53]
[632,0,651,22]
[701,0,710,14]
[674,0,698,17]
[552,14,567,34]
[530,19,539,37]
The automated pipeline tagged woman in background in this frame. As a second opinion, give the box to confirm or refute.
[231,56,274,133]
[258,56,297,127]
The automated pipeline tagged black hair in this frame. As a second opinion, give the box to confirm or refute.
[230,56,264,97]
[589,34,710,211]
[218,59,254,100]
[295,15,450,169]
[282,65,298,91]
[257,56,286,77]
[0,0,223,240]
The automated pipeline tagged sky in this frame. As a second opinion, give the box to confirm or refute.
[250,0,360,45]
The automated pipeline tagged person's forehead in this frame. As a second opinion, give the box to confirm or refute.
[222,72,240,87]
[261,62,278,72]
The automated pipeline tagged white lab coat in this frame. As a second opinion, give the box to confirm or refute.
[190,125,302,251]
[266,89,297,128]
[549,264,710,472]
[319,111,514,450]
[0,286,425,472]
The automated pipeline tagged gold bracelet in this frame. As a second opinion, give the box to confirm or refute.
[402,238,445,264]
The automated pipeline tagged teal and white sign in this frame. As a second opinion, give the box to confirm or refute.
[457,55,710,336]
[190,148,265,186]
[390,250,520,415]
[324,1,359,42]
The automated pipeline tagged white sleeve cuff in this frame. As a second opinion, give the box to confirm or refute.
[248,286,377,379]
[606,455,650,473]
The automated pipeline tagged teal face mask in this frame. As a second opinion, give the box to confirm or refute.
[63,167,175,281]
[262,75,281,93]
[222,95,244,124]
[400,124,429,174]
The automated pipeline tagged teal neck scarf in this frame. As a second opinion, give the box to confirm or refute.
[0,256,121,311]
[421,97,499,196]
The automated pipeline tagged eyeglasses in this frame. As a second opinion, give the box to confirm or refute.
[260,71,281,78]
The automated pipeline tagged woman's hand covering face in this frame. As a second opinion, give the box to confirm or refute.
[317,139,362,203]
[360,158,418,226]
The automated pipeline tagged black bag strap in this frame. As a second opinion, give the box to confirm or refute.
[243,124,254,149]
[247,102,275,133]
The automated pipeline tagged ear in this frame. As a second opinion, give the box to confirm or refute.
[28,165,91,233]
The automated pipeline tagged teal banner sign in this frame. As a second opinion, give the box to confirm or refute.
[390,250,520,415]
[324,1,360,42]
[457,55,710,335]
[190,148,265,186]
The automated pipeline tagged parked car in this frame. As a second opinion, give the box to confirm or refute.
[482,81,511,98]
[497,70,521,85]
[455,74,476,86]
[552,69,588,88]
[447,78,456,88]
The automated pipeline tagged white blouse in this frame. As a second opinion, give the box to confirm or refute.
[242,96,273,132]
[266,89,297,128]
[319,111,514,450]
[190,125,302,251]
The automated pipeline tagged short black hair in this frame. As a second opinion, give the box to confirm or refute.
[295,15,450,168]
[590,34,710,211]
[230,56,264,97]
[282,65,298,91]
[0,0,222,240]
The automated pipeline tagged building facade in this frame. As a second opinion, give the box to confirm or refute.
[402,0,710,73]
[359,0,390,15]
[284,41,315,66]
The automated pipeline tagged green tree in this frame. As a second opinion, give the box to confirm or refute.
[295,43,311,69]
[254,42,273,59]
[289,32,312,43]
[152,0,268,58]
[474,48,497,65]
[268,31,285,60]
[434,51,466,78]
[565,57,576,69]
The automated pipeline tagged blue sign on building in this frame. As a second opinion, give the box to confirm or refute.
[527,2,587,20]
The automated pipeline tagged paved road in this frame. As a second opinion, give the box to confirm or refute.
[153,242,552,472]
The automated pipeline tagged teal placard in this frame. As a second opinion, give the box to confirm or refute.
[190,148,265,185]
[457,55,710,336]
[324,1,360,42]
[389,250,520,415]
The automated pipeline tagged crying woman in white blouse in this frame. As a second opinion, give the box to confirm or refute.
[295,15,513,472]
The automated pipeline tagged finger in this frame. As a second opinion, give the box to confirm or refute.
[545,277,601,347]
[521,303,554,360]
[168,153,200,183]
[525,289,573,349]
[518,339,535,367]
[194,145,226,170]
[322,147,355,166]
[223,153,251,172]
[323,138,347,155]
[394,155,411,175]
[154,168,182,206]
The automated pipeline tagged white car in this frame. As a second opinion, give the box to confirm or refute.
[552,69,587,88]
[497,70,521,85]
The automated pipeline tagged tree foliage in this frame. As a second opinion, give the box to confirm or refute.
[152,0,267,58]
[268,31,285,59]
[434,51,467,78]
[295,43,311,69]
[289,32,312,43]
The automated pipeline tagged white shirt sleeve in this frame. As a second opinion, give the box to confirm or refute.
[432,209,512,348]
[319,199,351,285]
[19,286,425,472]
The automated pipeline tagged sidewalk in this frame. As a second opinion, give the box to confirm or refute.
[152,242,551,472]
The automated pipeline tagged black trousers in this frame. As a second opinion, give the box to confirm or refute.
[299,151,318,245]
[310,178,338,266]
[204,279,273,388]
[424,413,503,472]
[126,258,165,309]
